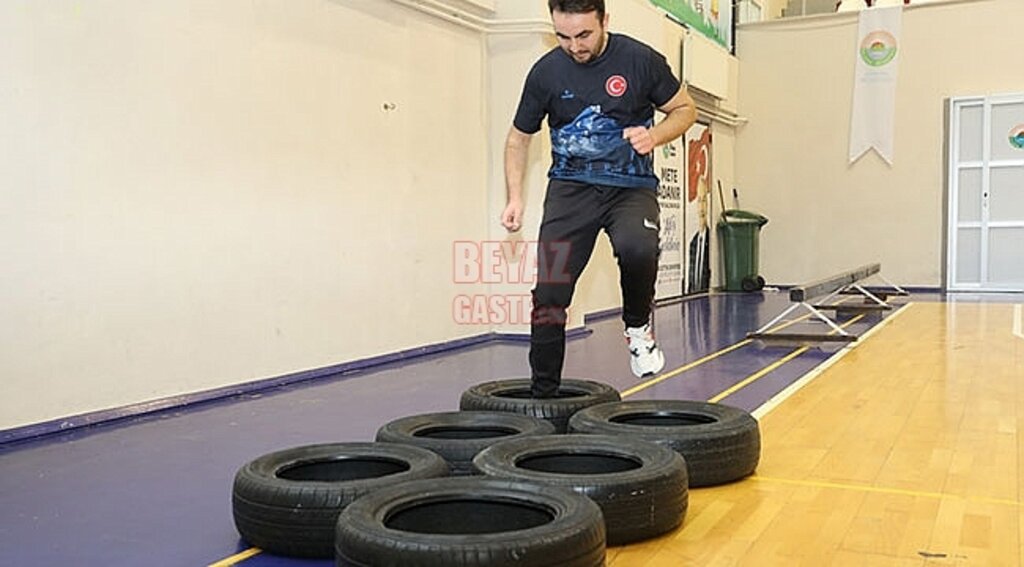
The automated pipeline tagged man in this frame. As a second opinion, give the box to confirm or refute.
[502,0,697,398]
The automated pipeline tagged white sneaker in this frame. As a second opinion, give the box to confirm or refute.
[624,323,665,378]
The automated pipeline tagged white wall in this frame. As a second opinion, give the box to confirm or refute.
[0,0,492,430]
[0,0,739,432]
[485,1,552,335]
[734,0,1023,287]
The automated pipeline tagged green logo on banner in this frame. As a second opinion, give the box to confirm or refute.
[860,30,897,67]
[1011,125,1024,150]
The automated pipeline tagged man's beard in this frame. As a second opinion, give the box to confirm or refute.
[566,33,606,64]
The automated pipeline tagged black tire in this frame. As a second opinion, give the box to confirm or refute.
[459,379,621,433]
[335,477,605,567]
[473,434,687,545]
[755,275,766,290]
[568,400,760,487]
[741,276,759,292]
[375,411,557,475]
[232,443,449,558]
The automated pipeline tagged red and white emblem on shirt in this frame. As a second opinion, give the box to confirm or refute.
[605,75,628,97]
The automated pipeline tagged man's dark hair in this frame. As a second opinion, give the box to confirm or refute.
[548,0,605,19]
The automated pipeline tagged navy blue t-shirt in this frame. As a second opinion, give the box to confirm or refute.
[513,33,680,189]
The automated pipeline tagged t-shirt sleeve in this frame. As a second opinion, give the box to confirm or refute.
[647,49,681,108]
[512,65,547,134]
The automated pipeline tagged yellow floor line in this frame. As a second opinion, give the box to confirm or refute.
[207,547,261,567]
[623,296,860,399]
[749,475,1023,508]
[621,339,752,398]
[704,313,867,403]
[751,302,914,419]
[707,347,811,403]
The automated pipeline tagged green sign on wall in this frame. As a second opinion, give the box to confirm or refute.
[649,0,731,50]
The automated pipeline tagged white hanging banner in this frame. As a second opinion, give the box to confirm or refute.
[849,6,902,165]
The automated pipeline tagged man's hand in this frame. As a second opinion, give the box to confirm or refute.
[623,87,698,156]
[623,126,656,155]
[501,199,523,232]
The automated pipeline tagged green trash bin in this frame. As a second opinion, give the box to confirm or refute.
[717,209,768,292]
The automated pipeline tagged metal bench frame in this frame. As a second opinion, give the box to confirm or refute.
[747,263,907,343]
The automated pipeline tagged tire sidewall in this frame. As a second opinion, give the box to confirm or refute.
[335,477,605,567]
[459,379,621,433]
[568,400,761,487]
[232,443,449,557]
[375,412,556,475]
[472,434,688,545]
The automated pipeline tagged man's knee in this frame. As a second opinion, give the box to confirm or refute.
[530,286,571,325]
[615,237,660,267]
[532,282,574,306]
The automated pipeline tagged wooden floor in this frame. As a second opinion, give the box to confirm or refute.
[608,301,1024,566]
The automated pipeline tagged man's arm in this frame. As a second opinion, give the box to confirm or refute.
[623,85,698,155]
[502,126,533,232]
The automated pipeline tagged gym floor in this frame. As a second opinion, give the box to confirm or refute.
[2,290,1022,566]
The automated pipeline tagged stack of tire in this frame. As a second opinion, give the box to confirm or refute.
[230,378,760,565]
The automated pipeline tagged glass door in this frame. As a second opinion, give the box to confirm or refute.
[947,94,1024,291]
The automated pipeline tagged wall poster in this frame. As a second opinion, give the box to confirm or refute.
[654,138,685,300]
[684,122,712,295]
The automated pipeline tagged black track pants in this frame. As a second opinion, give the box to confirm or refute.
[530,179,661,397]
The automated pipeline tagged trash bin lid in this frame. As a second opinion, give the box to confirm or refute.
[720,209,768,226]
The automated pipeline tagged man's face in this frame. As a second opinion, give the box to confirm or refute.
[551,9,608,64]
